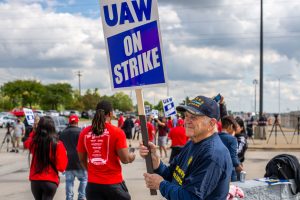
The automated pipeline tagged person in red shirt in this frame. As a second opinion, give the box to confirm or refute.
[168,119,188,163]
[156,117,168,158]
[118,113,124,128]
[26,116,68,200]
[147,116,155,143]
[77,100,135,200]
[167,116,173,131]
[133,117,141,140]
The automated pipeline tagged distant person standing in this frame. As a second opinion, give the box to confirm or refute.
[118,113,124,128]
[258,113,267,139]
[60,115,87,200]
[77,100,135,200]
[122,115,134,147]
[147,115,155,143]
[219,116,243,182]
[11,118,25,153]
[168,119,188,163]
[156,117,168,158]
[132,117,141,140]
[167,117,173,131]
[245,113,255,140]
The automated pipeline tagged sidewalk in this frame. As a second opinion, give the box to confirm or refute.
[248,126,300,151]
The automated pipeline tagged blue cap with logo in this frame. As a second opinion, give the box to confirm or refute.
[176,95,220,120]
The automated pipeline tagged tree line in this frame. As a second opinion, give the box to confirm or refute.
[0,80,165,112]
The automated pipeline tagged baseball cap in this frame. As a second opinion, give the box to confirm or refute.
[69,115,79,124]
[176,95,220,120]
[177,119,184,126]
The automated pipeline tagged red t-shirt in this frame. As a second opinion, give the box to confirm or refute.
[147,122,154,142]
[168,126,188,147]
[28,140,68,185]
[135,119,140,126]
[167,119,173,130]
[77,123,127,184]
[118,116,124,128]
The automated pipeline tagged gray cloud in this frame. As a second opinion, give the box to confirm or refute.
[0,1,299,112]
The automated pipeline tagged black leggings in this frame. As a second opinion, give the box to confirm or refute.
[31,180,57,200]
[86,181,131,200]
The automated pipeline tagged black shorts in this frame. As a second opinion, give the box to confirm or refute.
[86,181,131,200]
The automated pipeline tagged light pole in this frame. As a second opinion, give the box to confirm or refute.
[259,0,264,119]
[253,79,258,114]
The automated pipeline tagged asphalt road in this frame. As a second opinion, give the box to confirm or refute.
[0,124,299,200]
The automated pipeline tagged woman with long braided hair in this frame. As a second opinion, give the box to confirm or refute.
[77,100,135,200]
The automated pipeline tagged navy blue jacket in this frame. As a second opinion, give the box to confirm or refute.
[218,132,240,167]
[218,132,240,181]
[155,133,232,200]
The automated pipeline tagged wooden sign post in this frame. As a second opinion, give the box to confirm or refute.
[135,88,157,195]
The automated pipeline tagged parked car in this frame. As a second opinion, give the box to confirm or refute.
[10,108,25,117]
[49,116,68,134]
[0,115,17,128]
[62,110,71,117]
[0,112,16,118]
[33,110,45,117]
[81,111,89,119]
[45,110,60,117]
[70,110,81,118]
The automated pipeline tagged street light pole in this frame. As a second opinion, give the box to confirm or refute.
[259,0,264,119]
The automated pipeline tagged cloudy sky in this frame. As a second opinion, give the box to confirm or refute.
[1,0,300,113]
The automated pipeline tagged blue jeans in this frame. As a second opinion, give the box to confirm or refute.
[65,169,87,200]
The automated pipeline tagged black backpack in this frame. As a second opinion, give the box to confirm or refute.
[264,154,300,195]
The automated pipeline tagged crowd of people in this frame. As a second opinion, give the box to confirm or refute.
[2,93,263,200]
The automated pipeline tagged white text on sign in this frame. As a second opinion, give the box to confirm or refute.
[103,0,152,26]
[114,31,161,85]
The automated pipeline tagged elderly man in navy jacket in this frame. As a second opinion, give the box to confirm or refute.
[140,95,232,200]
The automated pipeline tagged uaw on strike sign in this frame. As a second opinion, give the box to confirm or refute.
[100,0,166,89]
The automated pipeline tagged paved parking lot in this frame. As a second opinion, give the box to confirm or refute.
[0,125,299,200]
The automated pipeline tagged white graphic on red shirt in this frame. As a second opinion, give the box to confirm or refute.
[84,129,110,165]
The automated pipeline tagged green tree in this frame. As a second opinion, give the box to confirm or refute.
[40,83,73,110]
[67,92,84,111]
[111,92,133,112]
[144,101,153,109]
[1,80,44,108]
[154,100,163,112]
[81,88,101,110]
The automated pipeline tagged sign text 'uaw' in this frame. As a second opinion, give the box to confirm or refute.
[100,0,166,89]
[162,97,176,117]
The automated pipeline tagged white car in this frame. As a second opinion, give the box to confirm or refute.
[33,110,45,117]
[0,115,17,128]
[45,110,60,117]
[70,110,81,118]
[62,110,71,117]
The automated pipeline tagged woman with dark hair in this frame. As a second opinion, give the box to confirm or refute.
[77,100,135,200]
[235,117,248,163]
[235,116,248,181]
[26,116,68,200]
